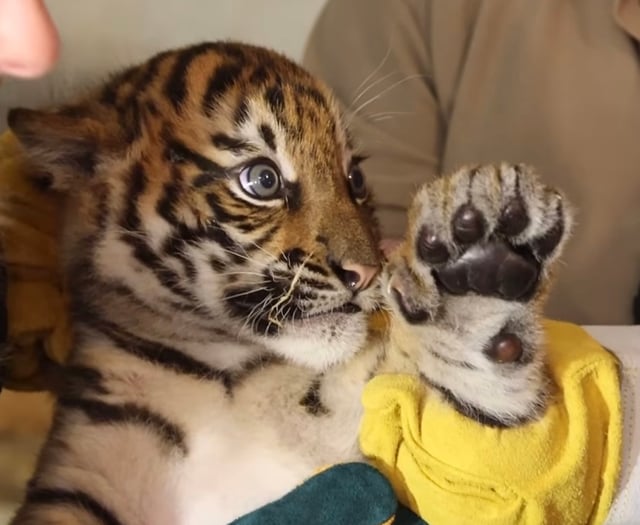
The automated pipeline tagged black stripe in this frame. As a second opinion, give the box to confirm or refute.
[120,232,194,302]
[50,140,97,176]
[156,167,184,224]
[391,287,431,325]
[233,97,250,126]
[304,262,330,277]
[26,488,124,525]
[280,248,307,267]
[419,373,528,428]
[135,49,172,93]
[233,220,264,233]
[93,182,111,233]
[531,205,565,260]
[211,133,254,154]
[293,83,328,109]
[285,182,302,211]
[85,277,212,324]
[224,286,283,335]
[120,162,147,230]
[299,378,330,416]
[87,316,233,387]
[162,236,198,281]
[100,65,138,105]
[204,222,245,253]
[466,166,479,201]
[61,366,109,397]
[427,348,477,369]
[203,62,244,115]
[294,93,306,131]
[73,277,227,337]
[265,85,285,117]
[222,275,317,336]
[165,136,225,174]
[209,254,227,272]
[120,99,143,143]
[171,221,246,264]
[232,218,277,239]
[299,277,334,291]
[117,165,196,301]
[220,42,248,61]
[100,52,171,145]
[165,42,218,109]
[259,124,276,151]
[248,63,269,85]
[206,193,248,223]
[193,171,223,189]
[59,397,188,454]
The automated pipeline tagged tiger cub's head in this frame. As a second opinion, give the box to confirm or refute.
[8,42,381,370]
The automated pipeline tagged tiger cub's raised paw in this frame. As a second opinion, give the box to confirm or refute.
[385,163,573,427]
[387,163,572,321]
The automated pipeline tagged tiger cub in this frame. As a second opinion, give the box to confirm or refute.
[7,42,570,524]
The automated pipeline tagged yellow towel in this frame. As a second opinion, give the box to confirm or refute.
[0,131,71,390]
[360,320,622,525]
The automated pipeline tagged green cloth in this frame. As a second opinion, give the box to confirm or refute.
[232,463,419,525]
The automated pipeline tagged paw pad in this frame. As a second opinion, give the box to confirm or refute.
[484,333,524,363]
[416,226,449,264]
[389,164,572,323]
[437,240,539,300]
[497,197,529,236]
[452,204,486,244]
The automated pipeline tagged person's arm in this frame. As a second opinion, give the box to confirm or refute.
[303,0,442,237]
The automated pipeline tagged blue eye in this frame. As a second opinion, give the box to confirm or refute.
[239,163,282,199]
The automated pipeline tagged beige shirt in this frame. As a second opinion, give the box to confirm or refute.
[304,0,640,325]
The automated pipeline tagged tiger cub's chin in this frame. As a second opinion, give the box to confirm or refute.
[266,309,370,370]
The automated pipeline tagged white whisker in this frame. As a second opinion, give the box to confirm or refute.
[223,270,264,278]
[352,74,427,117]
[351,71,398,109]
[366,110,413,120]
[350,43,393,107]
[225,286,269,300]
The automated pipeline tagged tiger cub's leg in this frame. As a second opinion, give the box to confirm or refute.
[384,163,572,427]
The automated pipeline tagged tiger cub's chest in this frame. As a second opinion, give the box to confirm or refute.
[155,358,369,524]
[175,419,312,525]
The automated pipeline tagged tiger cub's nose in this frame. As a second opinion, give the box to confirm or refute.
[339,261,379,291]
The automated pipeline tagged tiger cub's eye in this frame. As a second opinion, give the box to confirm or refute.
[238,163,282,199]
[347,165,367,201]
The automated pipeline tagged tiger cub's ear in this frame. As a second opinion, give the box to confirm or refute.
[7,105,123,191]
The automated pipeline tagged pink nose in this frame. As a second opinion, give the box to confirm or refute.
[340,261,379,291]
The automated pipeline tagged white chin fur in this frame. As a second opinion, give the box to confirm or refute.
[265,312,368,371]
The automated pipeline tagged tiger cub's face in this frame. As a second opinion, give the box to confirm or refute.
[9,43,381,370]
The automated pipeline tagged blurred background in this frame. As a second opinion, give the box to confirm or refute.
[0,0,327,131]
